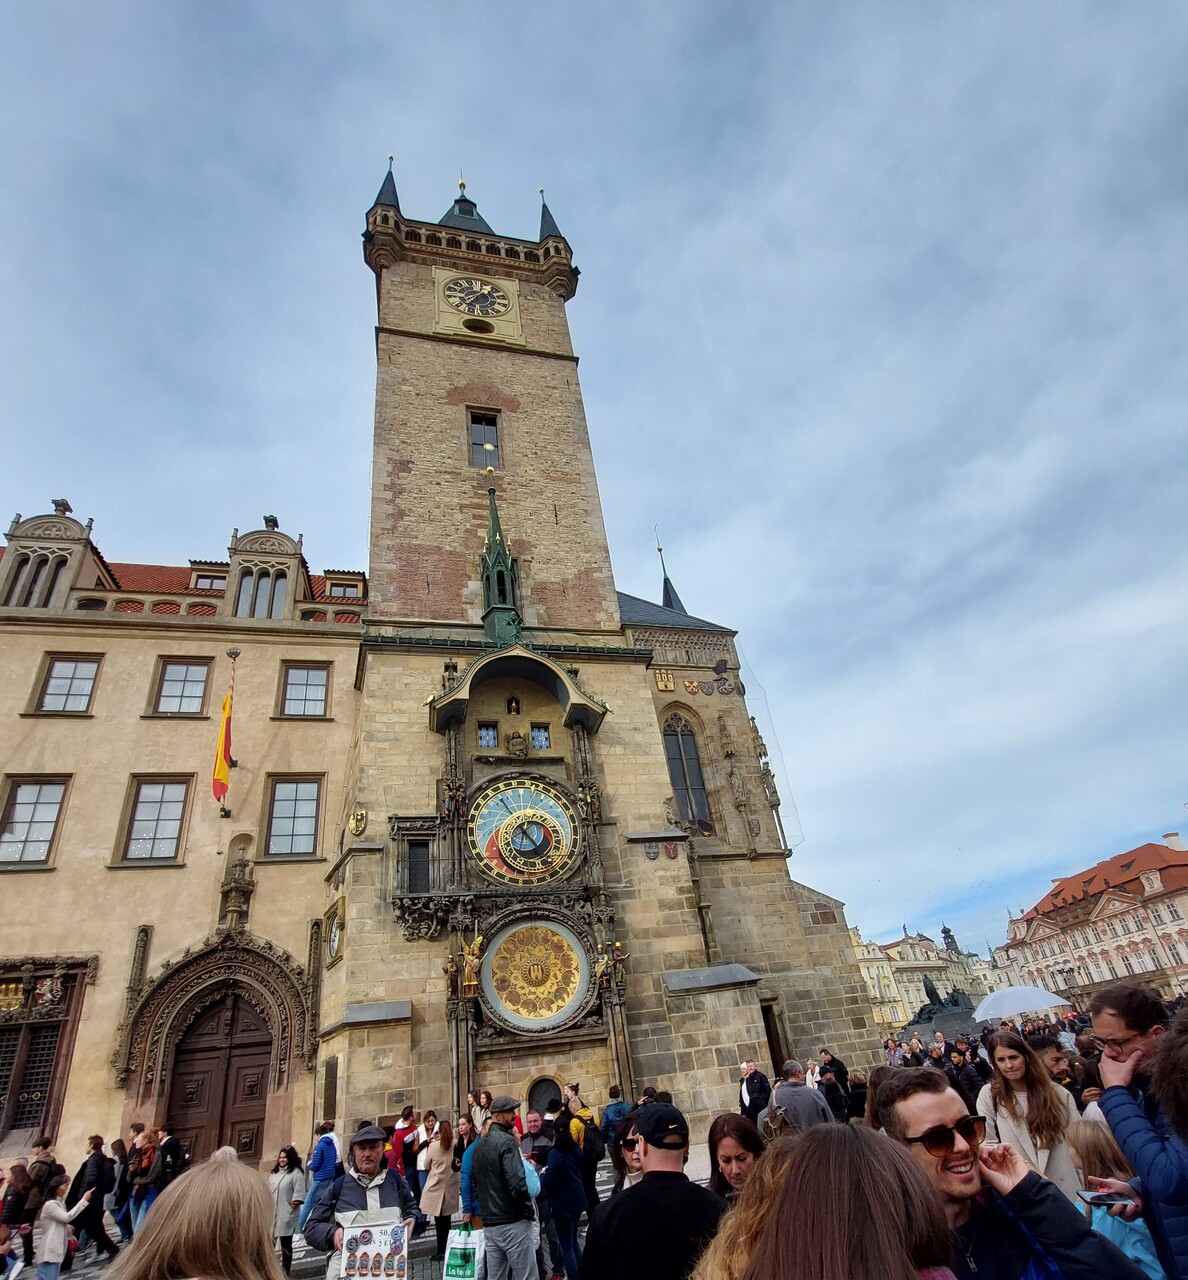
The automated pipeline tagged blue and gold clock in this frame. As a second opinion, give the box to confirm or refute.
[467,777,580,885]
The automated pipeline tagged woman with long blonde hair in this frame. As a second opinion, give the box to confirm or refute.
[108,1155,284,1280]
[1066,1120,1162,1279]
[975,1031,1080,1203]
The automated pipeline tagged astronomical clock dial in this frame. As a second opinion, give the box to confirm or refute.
[443,276,512,317]
[467,777,580,885]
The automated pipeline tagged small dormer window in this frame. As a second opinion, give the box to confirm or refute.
[193,574,226,591]
[327,582,361,599]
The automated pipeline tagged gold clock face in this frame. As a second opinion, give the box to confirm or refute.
[443,276,512,317]
[467,778,580,885]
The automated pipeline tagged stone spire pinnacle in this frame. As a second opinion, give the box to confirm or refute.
[481,487,521,644]
[372,157,401,214]
[539,188,564,241]
[655,530,687,614]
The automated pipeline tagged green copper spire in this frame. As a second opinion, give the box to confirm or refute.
[481,487,521,644]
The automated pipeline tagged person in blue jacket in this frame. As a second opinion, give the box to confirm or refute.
[299,1120,339,1233]
[1091,985,1188,1280]
[541,1122,585,1280]
[460,1116,490,1280]
[599,1086,631,1146]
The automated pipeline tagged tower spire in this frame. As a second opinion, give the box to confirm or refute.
[539,187,565,242]
[372,156,401,215]
[480,487,521,645]
[655,529,687,614]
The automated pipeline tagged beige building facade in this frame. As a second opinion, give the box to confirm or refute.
[994,833,1188,1006]
[0,169,879,1165]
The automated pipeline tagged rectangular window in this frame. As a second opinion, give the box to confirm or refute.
[267,779,321,857]
[193,575,226,590]
[38,657,99,713]
[282,665,329,717]
[1169,944,1183,965]
[408,840,430,894]
[155,661,210,715]
[469,411,500,468]
[0,779,67,864]
[1151,907,1164,924]
[327,583,361,598]
[477,724,498,749]
[530,725,551,751]
[124,779,189,861]
[1169,903,1183,921]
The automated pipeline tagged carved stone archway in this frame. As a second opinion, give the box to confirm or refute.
[112,927,319,1102]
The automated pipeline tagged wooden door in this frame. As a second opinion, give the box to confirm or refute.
[167,994,271,1163]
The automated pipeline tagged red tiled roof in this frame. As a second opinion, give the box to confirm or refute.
[1021,843,1188,920]
[110,563,196,592]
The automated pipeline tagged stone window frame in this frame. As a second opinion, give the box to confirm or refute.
[661,710,714,832]
[115,775,194,866]
[468,408,502,470]
[0,776,71,869]
[148,656,213,717]
[30,652,104,716]
[277,663,333,719]
[191,573,227,591]
[262,775,324,860]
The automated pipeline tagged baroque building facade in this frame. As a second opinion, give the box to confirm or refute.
[850,926,995,1035]
[0,170,878,1163]
[994,832,1188,1006]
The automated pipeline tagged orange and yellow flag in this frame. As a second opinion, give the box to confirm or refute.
[212,689,233,801]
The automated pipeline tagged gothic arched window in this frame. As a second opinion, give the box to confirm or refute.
[663,713,711,829]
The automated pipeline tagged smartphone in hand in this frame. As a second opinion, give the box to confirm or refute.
[1077,1190,1133,1205]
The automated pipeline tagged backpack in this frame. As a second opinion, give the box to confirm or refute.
[761,1103,798,1141]
[578,1115,605,1166]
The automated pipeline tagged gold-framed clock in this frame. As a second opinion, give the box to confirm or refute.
[432,267,523,345]
[467,777,580,886]
[442,276,512,317]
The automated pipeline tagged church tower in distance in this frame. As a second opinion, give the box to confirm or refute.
[319,167,878,1133]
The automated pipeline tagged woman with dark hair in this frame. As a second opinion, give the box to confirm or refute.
[864,1065,892,1127]
[420,1119,459,1262]
[608,1116,642,1195]
[736,1125,954,1280]
[846,1070,868,1121]
[975,1031,1079,1202]
[268,1146,304,1275]
[541,1118,584,1280]
[0,1164,31,1268]
[706,1114,765,1200]
[693,1137,798,1280]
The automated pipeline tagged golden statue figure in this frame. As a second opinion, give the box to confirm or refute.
[461,933,484,998]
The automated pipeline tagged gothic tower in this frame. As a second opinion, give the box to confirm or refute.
[318,168,878,1134]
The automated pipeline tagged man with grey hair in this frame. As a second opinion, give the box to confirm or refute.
[758,1058,834,1135]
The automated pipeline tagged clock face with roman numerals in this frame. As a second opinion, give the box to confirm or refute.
[467,777,580,885]
[443,276,512,318]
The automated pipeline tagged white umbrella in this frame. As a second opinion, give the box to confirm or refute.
[973,985,1070,1022]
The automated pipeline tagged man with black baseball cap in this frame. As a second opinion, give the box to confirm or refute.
[304,1123,420,1280]
[472,1095,535,1280]
[578,1103,726,1280]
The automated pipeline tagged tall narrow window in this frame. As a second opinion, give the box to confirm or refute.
[0,779,67,864]
[408,840,430,894]
[469,411,500,468]
[266,779,321,857]
[38,657,100,713]
[0,964,86,1138]
[663,714,711,830]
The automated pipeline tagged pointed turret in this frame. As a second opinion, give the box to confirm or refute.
[655,539,687,614]
[539,190,564,242]
[372,159,401,215]
[440,181,494,234]
[480,488,521,645]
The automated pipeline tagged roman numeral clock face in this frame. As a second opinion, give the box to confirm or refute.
[467,778,580,885]
[443,276,512,317]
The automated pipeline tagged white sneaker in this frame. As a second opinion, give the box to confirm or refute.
[11,1260,25,1279]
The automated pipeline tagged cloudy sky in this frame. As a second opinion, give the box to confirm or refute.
[3,4,1186,962]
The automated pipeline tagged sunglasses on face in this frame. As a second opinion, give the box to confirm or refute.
[905,1115,986,1157]
[619,1138,638,1151]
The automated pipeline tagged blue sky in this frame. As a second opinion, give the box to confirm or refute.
[3,4,1186,959]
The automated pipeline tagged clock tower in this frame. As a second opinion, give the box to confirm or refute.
[319,167,878,1134]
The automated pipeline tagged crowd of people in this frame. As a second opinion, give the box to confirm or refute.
[5,982,1188,1280]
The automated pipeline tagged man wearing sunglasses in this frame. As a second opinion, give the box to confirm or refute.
[876,1068,1145,1280]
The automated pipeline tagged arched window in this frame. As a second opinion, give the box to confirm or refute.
[3,554,30,606]
[663,713,711,829]
[235,569,255,616]
[235,568,287,619]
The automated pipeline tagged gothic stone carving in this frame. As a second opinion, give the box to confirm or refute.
[111,928,316,1095]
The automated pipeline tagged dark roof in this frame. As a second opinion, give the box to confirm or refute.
[373,169,401,213]
[616,591,729,632]
[661,575,686,613]
[539,199,564,242]
[439,192,493,233]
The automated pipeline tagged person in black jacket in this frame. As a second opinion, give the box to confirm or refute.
[819,1050,849,1096]
[875,1067,1148,1280]
[736,1061,770,1125]
[304,1124,419,1280]
[157,1123,185,1186]
[949,1050,984,1114]
[68,1136,118,1261]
